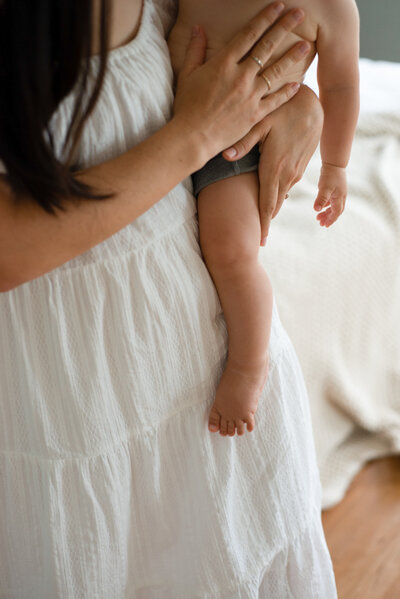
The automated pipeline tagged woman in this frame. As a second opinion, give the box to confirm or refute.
[0,0,337,596]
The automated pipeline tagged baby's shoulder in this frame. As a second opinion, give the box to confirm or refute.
[287,0,358,28]
[306,0,359,31]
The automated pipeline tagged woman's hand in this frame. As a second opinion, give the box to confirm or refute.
[0,3,313,290]
[172,2,311,167]
[223,85,323,243]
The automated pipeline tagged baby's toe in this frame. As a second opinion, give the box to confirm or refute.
[227,421,236,437]
[235,420,246,436]
[208,406,221,433]
[219,417,228,436]
[245,413,256,432]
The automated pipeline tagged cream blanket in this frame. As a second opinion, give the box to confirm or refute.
[261,112,400,509]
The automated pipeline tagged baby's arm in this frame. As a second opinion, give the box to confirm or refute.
[314,0,360,227]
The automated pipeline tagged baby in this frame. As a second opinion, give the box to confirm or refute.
[168,0,360,437]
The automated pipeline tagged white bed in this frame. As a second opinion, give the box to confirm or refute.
[261,58,400,509]
[305,56,400,113]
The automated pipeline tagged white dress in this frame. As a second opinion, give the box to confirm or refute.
[0,1,337,597]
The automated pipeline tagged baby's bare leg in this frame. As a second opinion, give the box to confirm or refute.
[197,172,273,437]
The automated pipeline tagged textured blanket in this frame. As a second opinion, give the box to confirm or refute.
[261,112,400,509]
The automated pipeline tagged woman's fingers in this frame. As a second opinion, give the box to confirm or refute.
[223,83,299,172]
[271,188,289,219]
[179,25,208,79]
[224,2,286,62]
[259,177,279,241]
[245,8,305,72]
[222,119,269,161]
[259,82,300,118]
[255,40,310,96]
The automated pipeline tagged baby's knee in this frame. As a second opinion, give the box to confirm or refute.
[200,231,258,272]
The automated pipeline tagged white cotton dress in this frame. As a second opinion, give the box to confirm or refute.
[0,1,337,597]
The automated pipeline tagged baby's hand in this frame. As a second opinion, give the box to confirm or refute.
[314,164,347,227]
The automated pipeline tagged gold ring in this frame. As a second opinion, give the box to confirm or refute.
[250,55,263,69]
[261,73,272,91]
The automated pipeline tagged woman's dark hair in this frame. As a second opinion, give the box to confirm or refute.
[0,0,111,213]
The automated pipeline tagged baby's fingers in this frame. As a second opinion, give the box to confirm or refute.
[317,195,345,227]
[314,188,332,212]
[316,207,332,227]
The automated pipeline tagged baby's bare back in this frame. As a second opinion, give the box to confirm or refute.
[168,0,321,83]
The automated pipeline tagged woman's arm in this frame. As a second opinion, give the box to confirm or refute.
[0,4,308,291]
[222,84,323,241]
[0,119,203,291]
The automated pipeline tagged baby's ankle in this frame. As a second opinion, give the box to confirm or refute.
[227,353,269,381]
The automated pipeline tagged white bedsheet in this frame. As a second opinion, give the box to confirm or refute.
[261,58,400,509]
[305,57,400,114]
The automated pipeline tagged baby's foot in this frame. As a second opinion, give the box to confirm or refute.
[208,357,269,437]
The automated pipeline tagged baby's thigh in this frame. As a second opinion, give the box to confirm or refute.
[197,172,261,265]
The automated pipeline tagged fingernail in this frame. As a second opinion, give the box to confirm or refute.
[260,237,267,247]
[299,41,310,54]
[274,2,285,13]
[293,8,304,21]
[192,25,200,37]
[290,82,300,93]
[209,425,219,432]
[225,147,237,159]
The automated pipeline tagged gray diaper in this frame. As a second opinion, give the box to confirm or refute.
[192,144,260,197]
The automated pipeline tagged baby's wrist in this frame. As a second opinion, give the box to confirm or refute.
[321,161,347,170]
